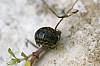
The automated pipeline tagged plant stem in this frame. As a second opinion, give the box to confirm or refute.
[30,47,46,66]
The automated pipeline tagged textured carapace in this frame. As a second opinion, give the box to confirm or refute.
[35,27,61,49]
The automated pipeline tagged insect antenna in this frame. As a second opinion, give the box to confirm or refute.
[55,0,78,30]
[42,0,79,30]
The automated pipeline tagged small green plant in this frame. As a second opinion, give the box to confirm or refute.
[7,48,32,66]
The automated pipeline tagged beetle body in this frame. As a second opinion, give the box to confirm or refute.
[35,27,61,49]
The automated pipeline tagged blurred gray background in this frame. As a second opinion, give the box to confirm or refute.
[0,0,100,66]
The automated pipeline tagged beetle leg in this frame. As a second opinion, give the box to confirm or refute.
[42,0,78,18]
[25,39,39,48]
[65,0,78,14]
[42,0,60,18]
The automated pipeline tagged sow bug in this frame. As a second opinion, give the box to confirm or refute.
[26,0,79,66]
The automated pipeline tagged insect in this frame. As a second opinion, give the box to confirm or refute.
[7,0,79,66]
[26,0,79,66]
[35,27,61,49]
[27,0,78,66]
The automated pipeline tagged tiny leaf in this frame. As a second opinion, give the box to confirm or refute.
[8,48,17,59]
[21,52,28,60]
[7,58,20,65]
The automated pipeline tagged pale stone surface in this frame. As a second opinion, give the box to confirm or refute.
[0,0,100,66]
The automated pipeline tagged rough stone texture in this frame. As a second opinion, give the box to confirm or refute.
[0,0,100,66]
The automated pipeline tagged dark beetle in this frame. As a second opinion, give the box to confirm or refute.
[28,0,79,66]
[35,27,61,49]
[27,0,78,65]
[34,0,78,49]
